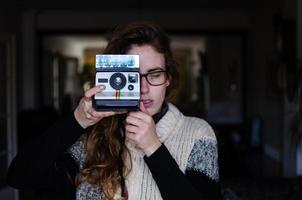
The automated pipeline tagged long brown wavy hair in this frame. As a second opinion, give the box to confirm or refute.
[76,21,179,200]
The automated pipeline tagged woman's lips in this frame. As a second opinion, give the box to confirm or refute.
[141,99,153,108]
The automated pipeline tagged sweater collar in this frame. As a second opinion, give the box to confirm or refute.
[152,102,168,124]
[155,103,184,143]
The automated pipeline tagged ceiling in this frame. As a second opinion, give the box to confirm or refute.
[1,0,282,11]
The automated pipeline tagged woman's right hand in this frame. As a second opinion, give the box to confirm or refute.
[74,85,122,129]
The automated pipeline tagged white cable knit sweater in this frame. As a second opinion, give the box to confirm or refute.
[69,103,219,200]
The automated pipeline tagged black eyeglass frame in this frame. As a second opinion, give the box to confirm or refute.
[140,70,169,86]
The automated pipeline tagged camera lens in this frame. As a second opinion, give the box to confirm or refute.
[115,77,122,85]
[110,73,126,90]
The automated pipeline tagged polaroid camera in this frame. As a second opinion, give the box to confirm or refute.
[93,54,140,111]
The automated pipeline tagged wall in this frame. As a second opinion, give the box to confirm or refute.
[247,8,284,176]
[0,7,20,200]
[296,0,302,175]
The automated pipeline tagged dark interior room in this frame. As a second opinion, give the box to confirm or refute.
[1,0,302,199]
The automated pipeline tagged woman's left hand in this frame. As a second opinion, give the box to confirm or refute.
[125,102,162,156]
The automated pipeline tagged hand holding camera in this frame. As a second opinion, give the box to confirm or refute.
[74,85,124,129]
[125,101,162,156]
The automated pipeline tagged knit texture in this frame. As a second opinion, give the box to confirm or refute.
[69,103,219,200]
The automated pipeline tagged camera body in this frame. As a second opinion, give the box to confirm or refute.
[93,54,140,111]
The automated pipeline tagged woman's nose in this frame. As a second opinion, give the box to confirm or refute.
[140,76,149,94]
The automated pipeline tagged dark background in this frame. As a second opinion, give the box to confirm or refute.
[1,0,302,199]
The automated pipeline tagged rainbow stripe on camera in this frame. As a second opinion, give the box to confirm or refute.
[115,90,121,99]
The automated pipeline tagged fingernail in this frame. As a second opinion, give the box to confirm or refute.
[98,85,106,90]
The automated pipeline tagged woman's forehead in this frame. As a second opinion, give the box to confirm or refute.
[127,45,165,72]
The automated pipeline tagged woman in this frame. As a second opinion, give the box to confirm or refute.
[7,21,221,200]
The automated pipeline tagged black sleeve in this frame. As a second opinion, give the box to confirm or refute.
[6,112,85,192]
[144,144,222,200]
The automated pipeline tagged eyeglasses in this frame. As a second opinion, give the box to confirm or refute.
[140,70,168,86]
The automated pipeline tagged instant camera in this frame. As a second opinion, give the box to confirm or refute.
[93,54,140,111]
